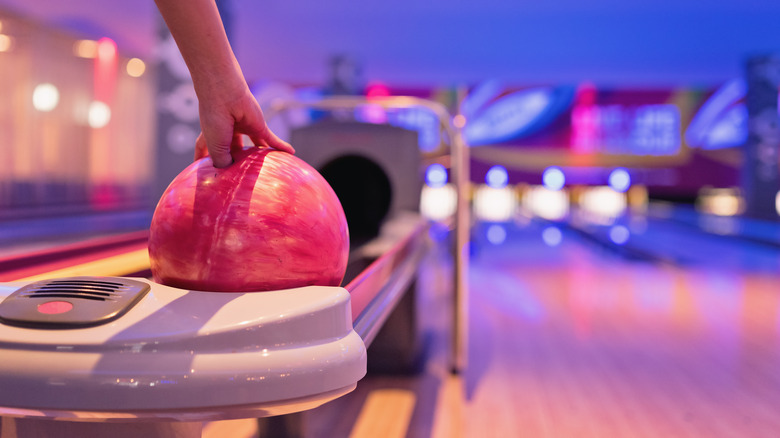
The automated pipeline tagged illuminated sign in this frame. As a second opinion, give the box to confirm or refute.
[571,104,681,155]
[464,86,575,146]
[685,79,748,150]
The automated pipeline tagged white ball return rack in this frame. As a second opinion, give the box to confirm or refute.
[0,97,469,438]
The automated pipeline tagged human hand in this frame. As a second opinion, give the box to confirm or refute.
[194,84,294,168]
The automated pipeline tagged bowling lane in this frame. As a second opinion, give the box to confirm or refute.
[242,218,780,438]
[646,202,780,247]
[449,219,780,437]
[0,210,152,259]
[565,205,780,272]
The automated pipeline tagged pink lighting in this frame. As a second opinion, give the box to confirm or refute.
[94,37,117,105]
[366,82,390,99]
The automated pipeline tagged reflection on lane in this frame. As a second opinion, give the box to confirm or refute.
[466,217,780,436]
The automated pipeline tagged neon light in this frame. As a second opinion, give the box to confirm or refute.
[571,104,599,154]
[365,82,390,99]
[94,37,117,104]
[460,79,504,118]
[686,79,747,149]
[608,168,631,193]
[425,163,448,188]
[572,103,681,155]
[485,165,509,188]
[464,88,552,145]
[542,167,565,191]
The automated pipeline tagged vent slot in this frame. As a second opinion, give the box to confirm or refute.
[24,293,107,301]
[20,280,128,302]
[47,280,125,287]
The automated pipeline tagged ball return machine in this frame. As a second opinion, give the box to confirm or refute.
[0,96,469,438]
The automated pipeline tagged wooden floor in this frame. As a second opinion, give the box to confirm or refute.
[204,222,780,437]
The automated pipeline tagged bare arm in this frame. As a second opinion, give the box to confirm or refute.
[155,0,294,168]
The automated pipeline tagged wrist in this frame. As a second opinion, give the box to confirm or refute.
[191,57,246,106]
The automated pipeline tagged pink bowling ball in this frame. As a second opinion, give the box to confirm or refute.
[149,147,349,292]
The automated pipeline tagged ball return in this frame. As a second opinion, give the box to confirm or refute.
[0,97,469,437]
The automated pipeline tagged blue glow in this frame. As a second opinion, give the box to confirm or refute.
[541,226,563,247]
[486,224,507,245]
[685,79,748,150]
[609,225,630,245]
[485,165,509,188]
[386,107,440,152]
[542,167,565,191]
[425,163,448,188]
[464,86,575,145]
[608,168,631,193]
[460,79,504,119]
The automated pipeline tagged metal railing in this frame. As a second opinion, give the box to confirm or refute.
[268,96,470,373]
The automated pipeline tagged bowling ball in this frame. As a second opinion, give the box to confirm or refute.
[148,147,349,292]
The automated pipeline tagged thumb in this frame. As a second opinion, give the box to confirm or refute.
[209,141,234,168]
[202,128,234,169]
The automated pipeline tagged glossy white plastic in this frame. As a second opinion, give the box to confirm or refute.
[0,279,366,421]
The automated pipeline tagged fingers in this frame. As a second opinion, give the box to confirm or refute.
[208,139,234,169]
[248,123,295,154]
[194,133,209,161]
[196,90,293,167]
[199,120,235,168]
[266,130,296,154]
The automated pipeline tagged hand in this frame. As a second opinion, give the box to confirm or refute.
[194,85,294,168]
[154,0,293,168]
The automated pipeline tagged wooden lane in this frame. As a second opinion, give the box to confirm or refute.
[235,222,780,438]
[435,224,780,438]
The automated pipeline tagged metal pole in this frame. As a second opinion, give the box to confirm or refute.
[268,97,470,373]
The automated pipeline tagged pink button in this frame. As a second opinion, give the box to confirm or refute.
[37,301,74,315]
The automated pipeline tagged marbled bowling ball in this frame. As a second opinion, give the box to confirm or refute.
[149,147,349,292]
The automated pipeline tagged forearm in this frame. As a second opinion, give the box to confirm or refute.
[154,0,244,100]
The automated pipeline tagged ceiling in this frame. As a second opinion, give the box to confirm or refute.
[2,0,779,89]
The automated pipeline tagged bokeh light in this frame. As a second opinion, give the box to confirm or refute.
[73,39,98,58]
[523,186,569,220]
[608,168,631,193]
[97,37,117,60]
[609,225,630,245]
[486,165,509,188]
[0,34,12,52]
[126,58,146,77]
[425,163,448,188]
[88,101,111,128]
[474,186,516,222]
[542,166,565,191]
[776,190,780,217]
[32,83,59,112]
[486,224,507,245]
[420,185,457,221]
[542,226,563,247]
